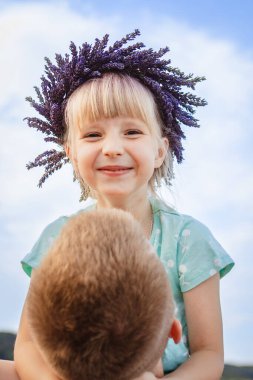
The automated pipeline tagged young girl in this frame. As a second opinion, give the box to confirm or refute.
[12,30,233,380]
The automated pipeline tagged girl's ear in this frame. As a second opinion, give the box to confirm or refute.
[64,143,71,159]
[169,319,182,344]
[154,137,169,168]
[64,143,78,173]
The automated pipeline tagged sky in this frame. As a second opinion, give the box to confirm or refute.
[0,0,253,366]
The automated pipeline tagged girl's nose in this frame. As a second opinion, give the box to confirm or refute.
[102,136,124,157]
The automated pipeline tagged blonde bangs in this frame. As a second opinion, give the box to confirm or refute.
[65,73,163,141]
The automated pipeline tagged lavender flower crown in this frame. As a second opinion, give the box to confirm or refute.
[25,29,207,187]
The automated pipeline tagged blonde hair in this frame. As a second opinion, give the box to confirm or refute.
[27,209,174,380]
[64,73,173,199]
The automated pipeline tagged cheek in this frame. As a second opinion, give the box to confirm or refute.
[75,147,97,179]
[139,143,158,166]
[136,150,157,179]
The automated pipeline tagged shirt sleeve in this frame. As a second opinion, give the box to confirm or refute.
[177,218,234,292]
[21,216,68,278]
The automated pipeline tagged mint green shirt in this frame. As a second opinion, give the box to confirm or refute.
[21,198,234,373]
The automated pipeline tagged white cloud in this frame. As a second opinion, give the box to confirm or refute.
[0,1,253,364]
[0,2,110,101]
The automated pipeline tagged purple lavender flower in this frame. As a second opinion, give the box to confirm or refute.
[25,29,207,187]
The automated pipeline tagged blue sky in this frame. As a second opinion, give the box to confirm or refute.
[0,0,253,365]
[1,0,253,49]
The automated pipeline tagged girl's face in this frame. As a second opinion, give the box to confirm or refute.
[68,117,167,202]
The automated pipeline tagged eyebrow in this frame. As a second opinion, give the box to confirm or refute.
[120,119,146,128]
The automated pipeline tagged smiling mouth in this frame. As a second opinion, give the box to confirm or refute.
[98,166,133,171]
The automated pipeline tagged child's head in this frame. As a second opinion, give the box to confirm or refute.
[25,30,206,194]
[64,72,172,197]
[27,209,175,380]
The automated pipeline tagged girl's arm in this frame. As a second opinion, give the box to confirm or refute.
[14,272,61,380]
[0,360,20,380]
[164,273,224,380]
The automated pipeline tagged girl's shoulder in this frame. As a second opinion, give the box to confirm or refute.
[150,197,234,291]
[32,202,96,249]
[150,196,205,233]
[40,202,96,235]
[21,202,96,277]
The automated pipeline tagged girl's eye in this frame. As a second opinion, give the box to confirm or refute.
[83,132,101,138]
[125,129,143,135]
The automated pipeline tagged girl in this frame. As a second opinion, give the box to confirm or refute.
[13,30,233,379]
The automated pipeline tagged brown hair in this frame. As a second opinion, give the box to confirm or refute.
[27,209,174,380]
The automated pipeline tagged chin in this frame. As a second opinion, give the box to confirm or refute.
[98,186,130,196]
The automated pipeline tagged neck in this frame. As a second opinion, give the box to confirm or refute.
[96,191,153,239]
